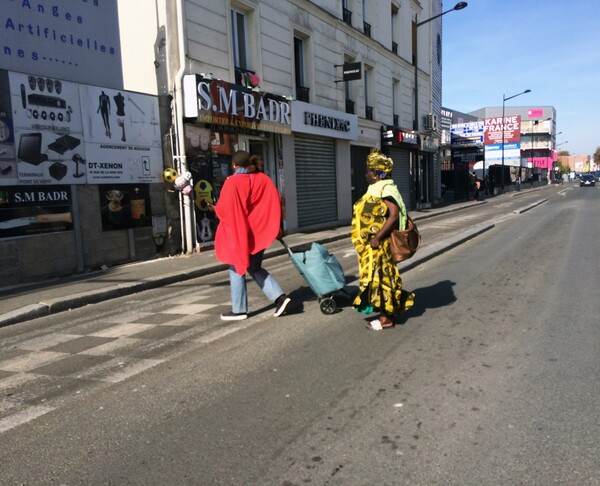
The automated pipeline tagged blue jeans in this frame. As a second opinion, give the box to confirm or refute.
[229,250,284,314]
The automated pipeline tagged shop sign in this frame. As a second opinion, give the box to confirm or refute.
[382,126,417,146]
[183,75,291,135]
[420,136,437,153]
[291,101,357,140]
[342,62,362,81]
[0,185,73,238]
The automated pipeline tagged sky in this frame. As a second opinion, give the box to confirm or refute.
[442,0,600,157]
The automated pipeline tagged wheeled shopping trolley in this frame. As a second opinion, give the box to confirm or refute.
[279,238,348,314]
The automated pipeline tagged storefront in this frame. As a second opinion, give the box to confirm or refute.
[381,126,416,210]
[290,101,357,229]
[182,75,292,243]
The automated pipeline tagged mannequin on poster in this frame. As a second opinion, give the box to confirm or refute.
[97,91,111,138]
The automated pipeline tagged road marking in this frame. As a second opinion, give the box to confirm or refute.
[0,405,55,434]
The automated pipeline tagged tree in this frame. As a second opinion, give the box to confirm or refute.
[594,147,600,166]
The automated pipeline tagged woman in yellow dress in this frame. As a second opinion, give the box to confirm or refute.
[351,150,415,330]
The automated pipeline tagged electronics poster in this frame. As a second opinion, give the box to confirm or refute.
[8,71,86,185]
[0,185,73,238]
[80,86,162,184]
[0,70,17,185]
[98,184,152,231]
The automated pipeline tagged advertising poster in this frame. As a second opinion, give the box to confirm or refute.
[484,143,521,167]
[8,71,86,185]
[98,184,152,231]
[483,115,521,145]
[80,85,162,184]
[450,121,484,147]
[1,1,123,90]
[0,185,73,238]
[0,71,17,185]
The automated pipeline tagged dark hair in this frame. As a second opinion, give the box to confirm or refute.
[232,150,251,167]
[249,154,264,172]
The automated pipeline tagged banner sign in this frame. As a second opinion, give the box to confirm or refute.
[0,69,163,186]
[1,1,122,89]
[483,115,521,145]
[450,121,484,146]
[484,143,521,167]
[79,85,162,184]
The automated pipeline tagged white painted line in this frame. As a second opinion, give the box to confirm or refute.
[0,405,55,434]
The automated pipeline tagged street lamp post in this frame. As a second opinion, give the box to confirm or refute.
[501,89,531,192]
[554,141,568,180]
[414,2,467,131]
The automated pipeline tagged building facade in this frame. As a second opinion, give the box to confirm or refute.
[0,1,166,286]
[155,0,442,252]
[469,105,558,189]
[0,0,441,285]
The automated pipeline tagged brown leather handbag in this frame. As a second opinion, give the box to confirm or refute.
[389,215,421,263]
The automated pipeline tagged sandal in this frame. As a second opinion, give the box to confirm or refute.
[365,319,394,331]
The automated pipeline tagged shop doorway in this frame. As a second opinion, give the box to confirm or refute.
[237,136,274,178]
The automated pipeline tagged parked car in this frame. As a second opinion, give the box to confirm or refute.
[580,174,595,187]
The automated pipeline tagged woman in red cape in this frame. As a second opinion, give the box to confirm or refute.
[214,150,291,320]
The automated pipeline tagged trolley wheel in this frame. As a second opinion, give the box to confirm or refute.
[319,297,337,315]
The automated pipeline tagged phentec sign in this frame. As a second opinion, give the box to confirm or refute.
[183,75,292,135]
[291,101,357,140]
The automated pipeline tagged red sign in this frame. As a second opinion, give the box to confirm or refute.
[528,108,544,118]
[483,115,521,145]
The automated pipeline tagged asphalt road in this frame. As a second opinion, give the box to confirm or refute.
[0,186,598,485]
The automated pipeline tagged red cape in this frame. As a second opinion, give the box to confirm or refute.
[214,172,281,275]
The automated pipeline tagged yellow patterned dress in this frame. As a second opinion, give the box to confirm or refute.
[351,189,415,317]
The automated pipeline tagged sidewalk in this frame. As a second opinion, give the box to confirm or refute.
[0,186,549,328]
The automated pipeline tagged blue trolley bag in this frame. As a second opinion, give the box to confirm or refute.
[280,239,347,314]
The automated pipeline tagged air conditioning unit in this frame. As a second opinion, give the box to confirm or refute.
[424,113,438,131]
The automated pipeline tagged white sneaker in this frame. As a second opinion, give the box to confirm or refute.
[220,311,248,321]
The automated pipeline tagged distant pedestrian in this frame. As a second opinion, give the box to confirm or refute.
[515,175,521,191]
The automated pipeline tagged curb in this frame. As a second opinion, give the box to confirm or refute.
[513,198,547,214]
[0,200,495,328]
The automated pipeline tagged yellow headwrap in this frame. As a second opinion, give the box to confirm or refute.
[366,149,393,175]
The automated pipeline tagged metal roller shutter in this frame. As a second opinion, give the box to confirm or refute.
[389,147,411,209]
[294,135,337,227]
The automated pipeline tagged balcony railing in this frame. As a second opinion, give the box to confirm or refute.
[392,41,398,54]
[343,8,352,25]
[365,105,373,120]
[296,86,310,102]
[363,21,371,37]
[345,99,355,114]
